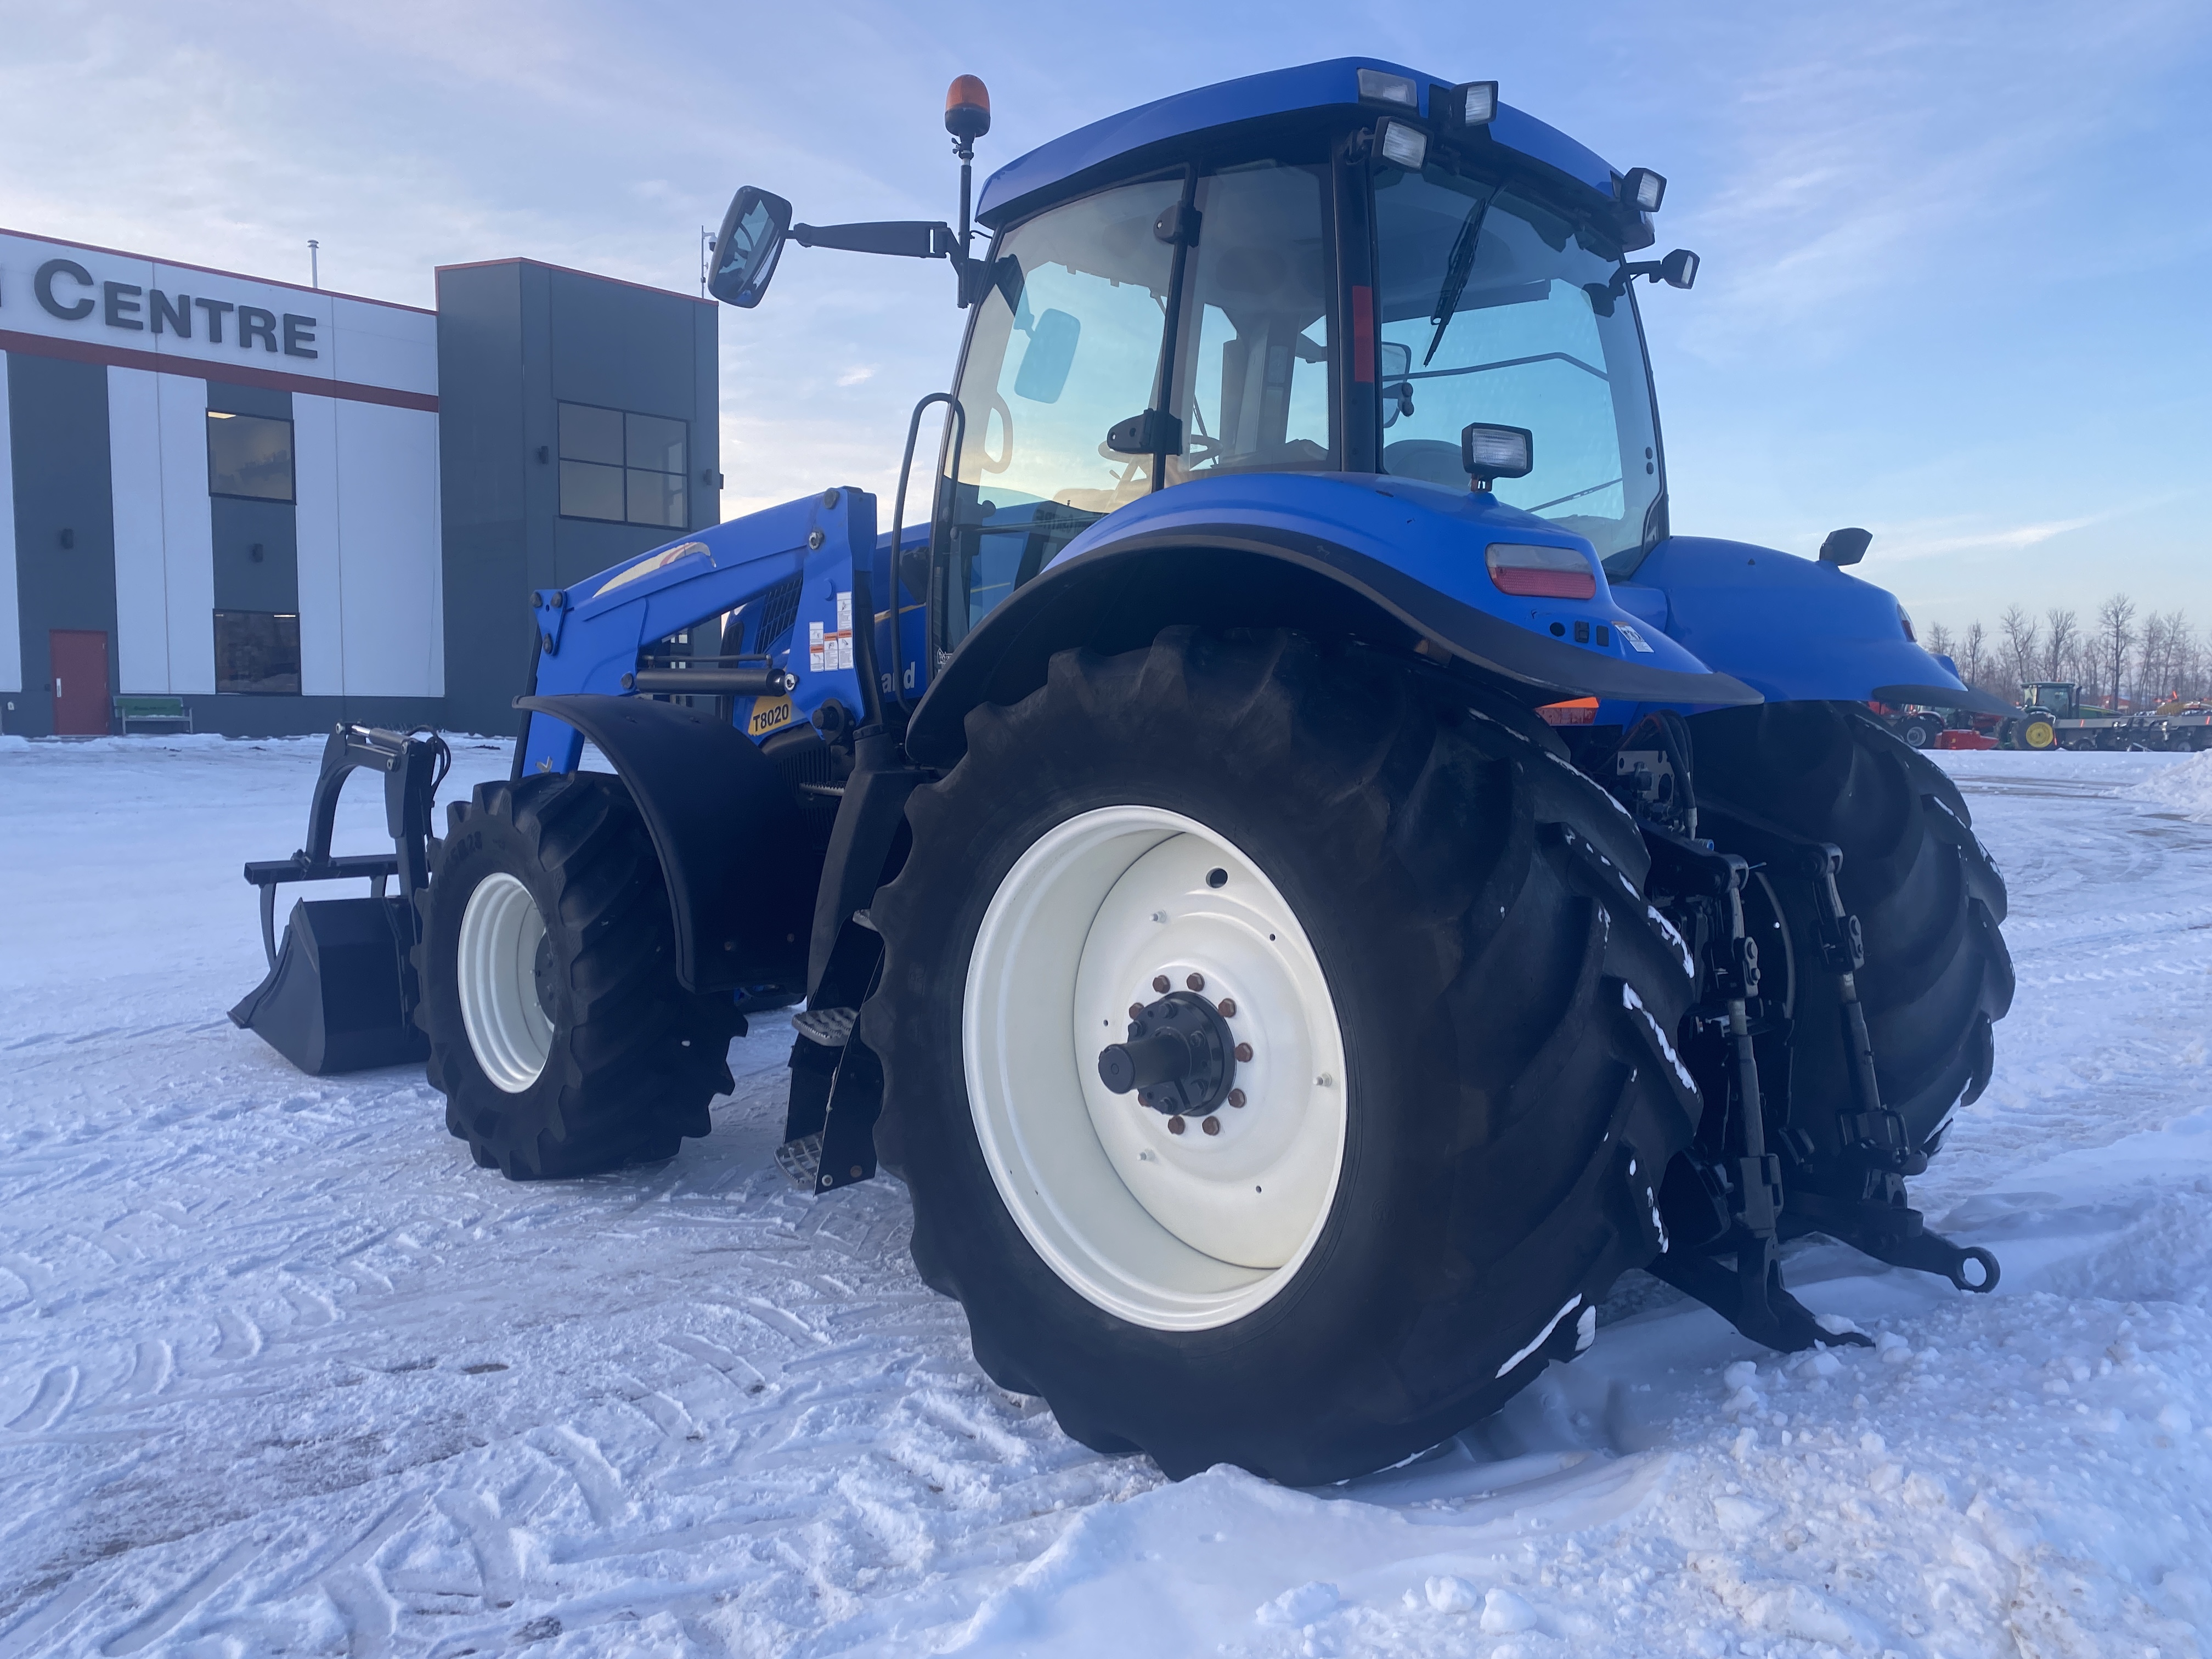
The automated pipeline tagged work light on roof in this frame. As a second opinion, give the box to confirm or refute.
[1357,69,1420,109]
[1620,167,1666,213]
[1376,119,1429,172]
[1453,80,1499,127]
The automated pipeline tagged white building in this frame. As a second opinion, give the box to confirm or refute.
[1,227,719,737]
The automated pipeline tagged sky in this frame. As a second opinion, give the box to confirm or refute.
[2,0,2207,638]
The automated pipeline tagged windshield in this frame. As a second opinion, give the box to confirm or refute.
[1373,165,1662,562]
[941,160,1336,646]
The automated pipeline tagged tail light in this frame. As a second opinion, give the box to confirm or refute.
[1487,542,1596,601]
[1898,603,1916,642]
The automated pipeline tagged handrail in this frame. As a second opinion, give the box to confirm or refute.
[889,391,967,713]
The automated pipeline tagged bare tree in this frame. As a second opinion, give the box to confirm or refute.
[2000,606,2038,693]
[2096,594,2137,709]
[2142,609,2197,708]
[1960,619,1989,690]
[2140,610,2175,707]
[2042,608,2080,688]
[2176,616,2207,703]
[1925,621,1955,662]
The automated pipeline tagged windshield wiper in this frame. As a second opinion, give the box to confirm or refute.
[1423,187,1498,366]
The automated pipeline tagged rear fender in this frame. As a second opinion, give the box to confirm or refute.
[905,492,1758,767]
[515,693,813,996]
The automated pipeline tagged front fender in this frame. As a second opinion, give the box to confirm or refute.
[905,473,1756,766]
[1620,537,2011,715]
[515,694,811,996]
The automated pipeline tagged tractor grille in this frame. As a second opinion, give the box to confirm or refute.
[751,574,803,654]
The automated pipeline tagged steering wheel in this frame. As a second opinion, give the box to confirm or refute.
[978,393,1014,475]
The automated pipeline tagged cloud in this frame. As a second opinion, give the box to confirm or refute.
[1872,514,2105,562]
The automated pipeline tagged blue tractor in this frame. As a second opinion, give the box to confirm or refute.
[234,61,2013,1484]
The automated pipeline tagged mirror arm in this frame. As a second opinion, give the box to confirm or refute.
[788,221,957,259]
[1610,259,1663,296]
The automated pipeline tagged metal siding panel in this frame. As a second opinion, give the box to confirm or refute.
[325,294,439,399]
[0,352,18,694]
[435,262,534,735]
[293,393,345,696]
[159,373,216,692]
[335,399,441,697]
[106,365,171,692]
[8,349,119,735]
[695,301,721,528]
[546,266,695,416]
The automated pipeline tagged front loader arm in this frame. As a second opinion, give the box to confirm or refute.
[511,486,885,1001]
[518,486,882,776]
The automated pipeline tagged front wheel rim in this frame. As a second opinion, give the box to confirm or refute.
[962,806,1348,1333]
[457,872,554,1092]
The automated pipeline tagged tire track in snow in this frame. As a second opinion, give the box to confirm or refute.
[4,1365,78,1432]
[98,1539,259,1655]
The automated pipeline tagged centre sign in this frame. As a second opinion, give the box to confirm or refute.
[27,257,320,358]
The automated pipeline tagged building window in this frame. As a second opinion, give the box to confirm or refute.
[558,402,689,528]
[207,412,295,503]
[214,611,302,694]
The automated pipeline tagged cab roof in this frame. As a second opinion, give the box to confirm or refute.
[975,57,1624,229]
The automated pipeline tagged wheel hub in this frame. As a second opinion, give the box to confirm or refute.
[1098,989,1236,1118]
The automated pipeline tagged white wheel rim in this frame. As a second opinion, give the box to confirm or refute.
[457,872,553,1093]
[963,806,1348,1332]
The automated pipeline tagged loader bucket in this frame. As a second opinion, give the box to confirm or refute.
[229,895,428,1074]
[230,724,448,1076]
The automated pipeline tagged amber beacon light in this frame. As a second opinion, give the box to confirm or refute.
[945,76,992,143]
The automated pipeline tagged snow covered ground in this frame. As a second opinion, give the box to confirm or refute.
[2,736,2209,1658]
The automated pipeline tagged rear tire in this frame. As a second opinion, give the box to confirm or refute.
[1692,703,2013,1161]
[415,772,740,1178]
[865,630,1700,1482]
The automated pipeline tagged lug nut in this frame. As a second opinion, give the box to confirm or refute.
[1128,1002,1144,1020]
[1152,975,1171,994]
[1217,997,1237,1017]
[1202,1116,1220,1135]
[1187,972,1205,991]
[1234,1042,1253,1062]
[1168,1116,1186,1135]
[1228,1088,1246,1108]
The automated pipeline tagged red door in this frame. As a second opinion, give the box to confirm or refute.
[49,630,110,736]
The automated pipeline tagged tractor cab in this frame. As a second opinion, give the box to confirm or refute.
[930,68,1687,651]
[707,60,1697,672]
[2022,681,2080,718]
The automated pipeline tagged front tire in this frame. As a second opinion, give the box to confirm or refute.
[865,630,1700,1482]
[415,772,739,1178]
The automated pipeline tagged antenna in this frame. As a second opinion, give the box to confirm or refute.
[308,239,320,290]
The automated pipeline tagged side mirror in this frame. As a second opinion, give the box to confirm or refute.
[1379,340,1414,427]
[1660,248,1699,290]
[709,187,793,309]
[1013,308,1081,404]
[1818,526,1872,566]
